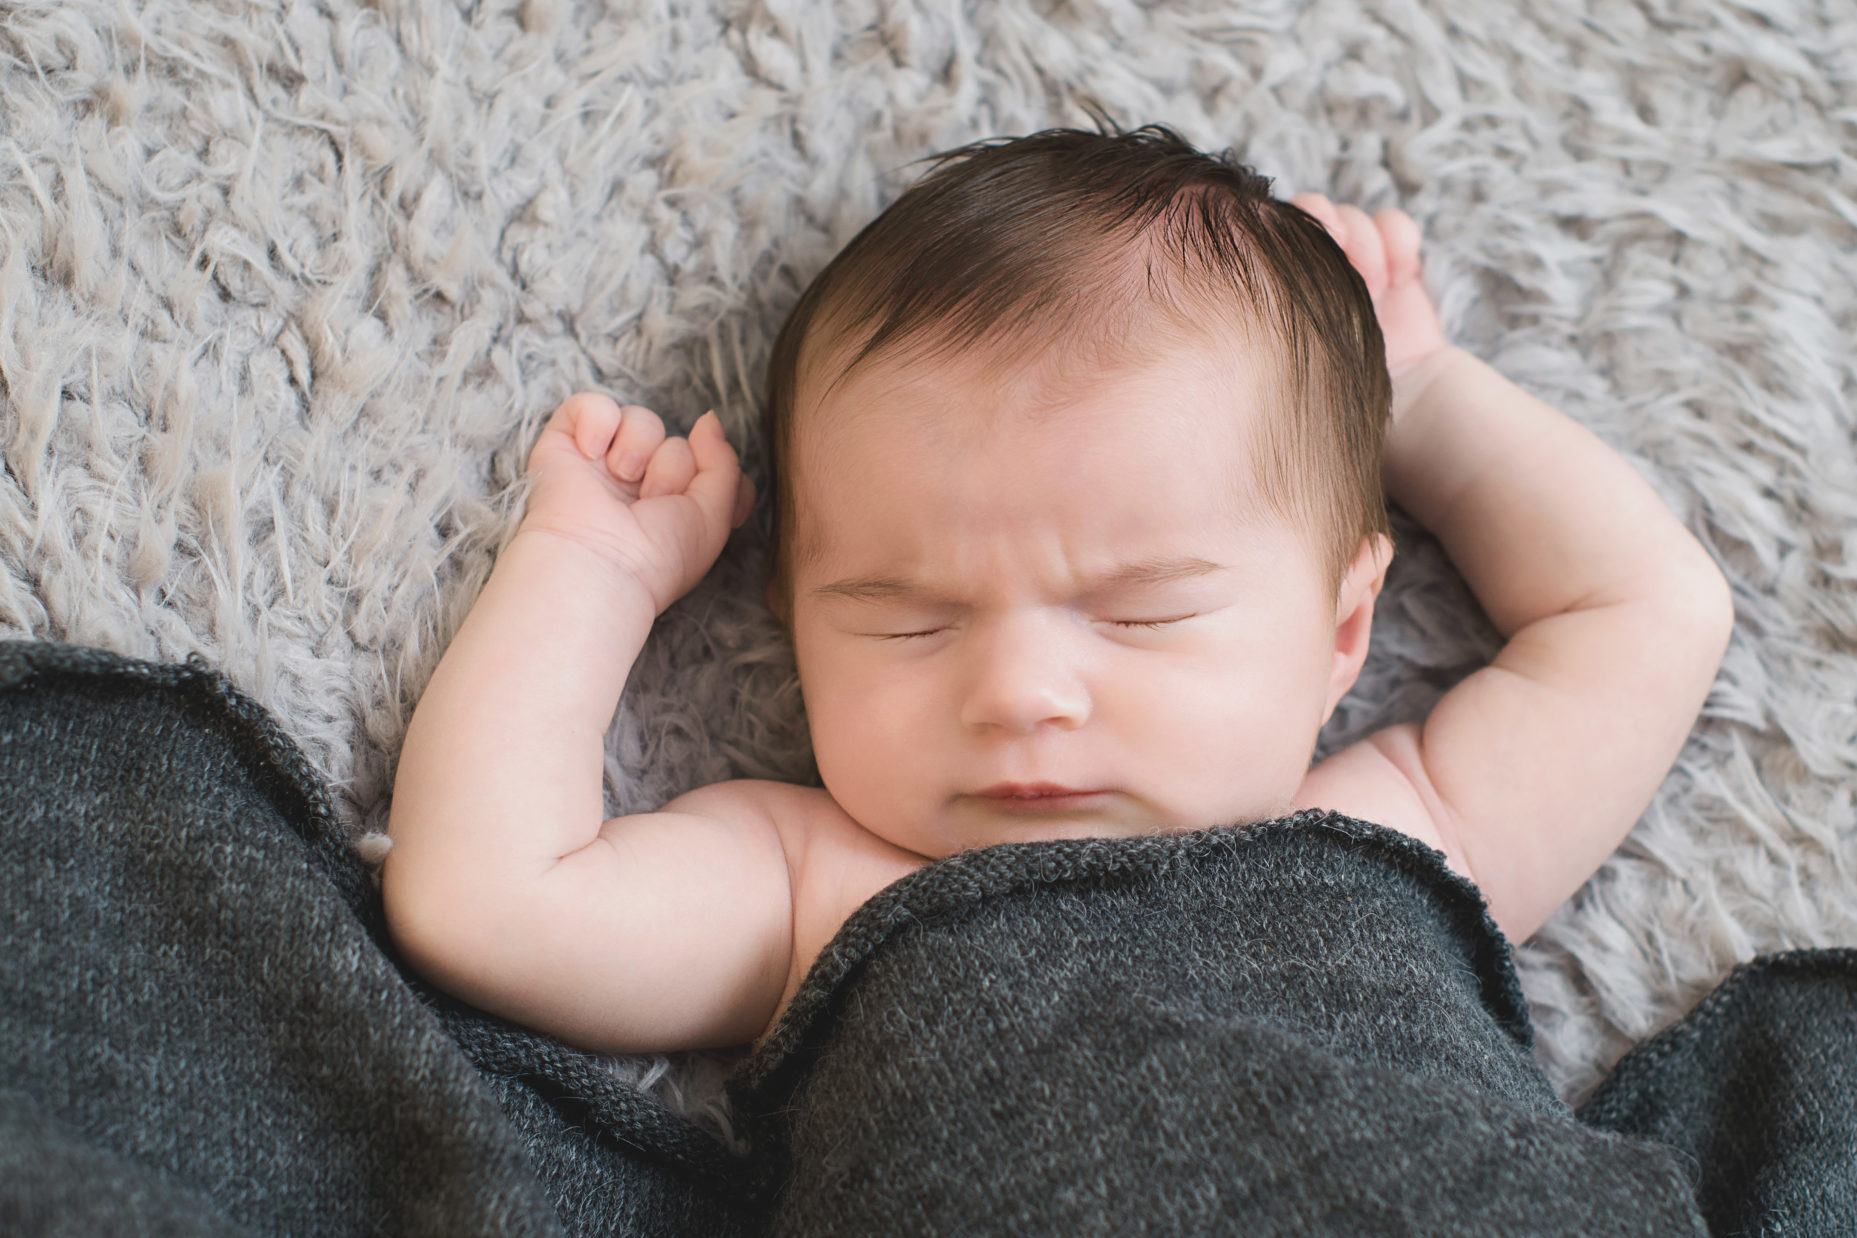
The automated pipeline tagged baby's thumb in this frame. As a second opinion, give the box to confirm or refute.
[685,411,745,538]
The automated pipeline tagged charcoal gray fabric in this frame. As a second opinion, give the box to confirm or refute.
[2,639,1852,1235]
[724,811,1708,1235]
[1579,948,1857,1235]
[0,639,756,1238]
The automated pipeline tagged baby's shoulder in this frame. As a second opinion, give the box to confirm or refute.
[1291,723,1470,879]
[714,779,919,876]
[671,778,923,896]
[714,780,927,1041]
[743,780,928,915]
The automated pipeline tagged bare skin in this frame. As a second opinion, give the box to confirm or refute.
[381,204,1734,1055]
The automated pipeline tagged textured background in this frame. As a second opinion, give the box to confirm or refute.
[1,0,1853,1134]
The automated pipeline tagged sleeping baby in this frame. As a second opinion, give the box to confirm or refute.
[380,124,1734,1056]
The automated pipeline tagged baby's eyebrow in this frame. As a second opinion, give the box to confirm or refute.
[808,555,1229,606]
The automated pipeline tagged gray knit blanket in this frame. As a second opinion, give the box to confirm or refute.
[6,639,1854,1235]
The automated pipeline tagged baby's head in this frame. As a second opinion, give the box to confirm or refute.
[760,124,1396,857]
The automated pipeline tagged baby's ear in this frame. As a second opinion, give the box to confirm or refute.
[1367,532,1395,593]
[1339,532,1394,604]
[1323,533,1395,720]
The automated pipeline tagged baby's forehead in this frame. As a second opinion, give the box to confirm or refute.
[795,314,1278,441]
[789,338,1285,546]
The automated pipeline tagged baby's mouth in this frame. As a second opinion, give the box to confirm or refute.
[972,783,1112,811]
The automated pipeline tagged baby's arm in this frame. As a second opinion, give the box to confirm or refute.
[1292,196,1735,942]
[381,397,791,1052]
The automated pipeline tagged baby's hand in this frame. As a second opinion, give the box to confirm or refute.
[519,394,756,614]
[1290,194,1447,383]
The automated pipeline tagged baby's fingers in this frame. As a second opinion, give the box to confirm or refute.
[529,392,620,472]
[687,411,754,533]
[1376,208,1423,284]
[638,435,696,500]
[563,394,624,460]
[606,405,667,483]
[731,474,756,528]
[1332,203,1388,292]
[1290,192,1343,240]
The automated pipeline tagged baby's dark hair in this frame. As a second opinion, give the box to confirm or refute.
[761,121,1392,633]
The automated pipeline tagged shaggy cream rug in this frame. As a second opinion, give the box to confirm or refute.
[2,0,1852,1137]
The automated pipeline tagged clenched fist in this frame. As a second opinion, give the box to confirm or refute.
[519,393,756,615]
[1289,194,1447,385]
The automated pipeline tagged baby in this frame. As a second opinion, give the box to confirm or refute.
[381,126,1735,1056]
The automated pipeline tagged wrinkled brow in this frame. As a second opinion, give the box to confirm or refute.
[808,555,1229,605]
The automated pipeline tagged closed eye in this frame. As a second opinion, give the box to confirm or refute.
[873,616,1196,641]
[1112,616,1194,631]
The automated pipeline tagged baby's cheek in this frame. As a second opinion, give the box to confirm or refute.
[1137,662,1315,816]
[807,678,914,802]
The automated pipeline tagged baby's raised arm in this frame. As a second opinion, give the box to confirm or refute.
[381,397,793,1053]
[1290,195,1735,941]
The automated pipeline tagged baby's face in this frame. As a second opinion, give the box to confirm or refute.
[781,333,1375,859]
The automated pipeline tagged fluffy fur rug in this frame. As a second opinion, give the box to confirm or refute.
[2,0,1852,1140]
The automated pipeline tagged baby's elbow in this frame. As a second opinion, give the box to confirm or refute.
[1647,537,1735,656]
[380,857,477,992]
[1679,556,1737,661]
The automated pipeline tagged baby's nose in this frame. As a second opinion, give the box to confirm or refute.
[956,620,1091,734]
